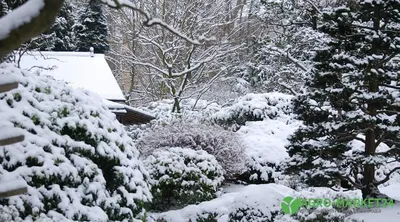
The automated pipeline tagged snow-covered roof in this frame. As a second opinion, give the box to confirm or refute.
[18,51,125,101]
[102,99,155,124]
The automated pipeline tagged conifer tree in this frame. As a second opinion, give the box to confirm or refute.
[74,0,109,53]
[285,0,400,199]
[48,1,76,51]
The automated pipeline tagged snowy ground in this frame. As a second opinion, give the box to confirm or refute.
[345,184,400,222]
[147,182,400,222]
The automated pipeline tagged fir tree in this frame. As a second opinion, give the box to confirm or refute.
[285,0,400,199]
[48,1,76,51]
[74,0,109,53]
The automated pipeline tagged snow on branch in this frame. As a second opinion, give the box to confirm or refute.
[0,0,64,59]
[100,0,202,45]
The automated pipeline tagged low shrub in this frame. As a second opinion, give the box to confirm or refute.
[144,147,224,211]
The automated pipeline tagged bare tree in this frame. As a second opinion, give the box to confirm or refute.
[107,0,254,112]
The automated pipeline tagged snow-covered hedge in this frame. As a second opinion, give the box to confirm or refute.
[139,122,245,179]
[0,64,151,221]
[213,92,294,130]
[143,147,224,211]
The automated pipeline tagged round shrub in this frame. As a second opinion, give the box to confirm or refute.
[144,147,224,211]
[0,64,151,221]
[139,122,245,179]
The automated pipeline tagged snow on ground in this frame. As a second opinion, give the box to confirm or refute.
[147,184,295,222]
[147,182,400,222]
[345,183,400,222]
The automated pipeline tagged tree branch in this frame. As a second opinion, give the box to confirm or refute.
[375,167,400,186]
[0,0,64,59]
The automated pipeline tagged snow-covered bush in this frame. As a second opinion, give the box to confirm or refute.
[144,147,224,211]
[236,118,302,184]
[139,122,245,179]
[0,64,151,221]
[228,184,293,222]
[213,92,294,130]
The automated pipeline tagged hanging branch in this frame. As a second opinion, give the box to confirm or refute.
[0,0,65,59]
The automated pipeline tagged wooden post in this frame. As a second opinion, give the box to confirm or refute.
[0,135,25,146]
[0,82,18,93]
[0,180,28,198]
[0,81,28,198]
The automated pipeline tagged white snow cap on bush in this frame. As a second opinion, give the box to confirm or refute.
[145,147,224,191]
[213,92,295,125]
[0,63,151,221]
[140,122,245,178]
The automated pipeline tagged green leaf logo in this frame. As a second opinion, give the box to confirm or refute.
[281,196,301,214]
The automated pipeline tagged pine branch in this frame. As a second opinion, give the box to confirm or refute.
[382,84,400,90]
[374,167,400,186]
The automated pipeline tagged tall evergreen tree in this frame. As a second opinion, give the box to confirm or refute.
[74,0,109,53]
[284,0,400,199]
[47,1,76,51]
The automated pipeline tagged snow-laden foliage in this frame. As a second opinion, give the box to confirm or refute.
[236,119,302,184]
[74,0,109,53]
[213,92,294,130]
[143,147,224,211]
[285,0,400,198]
[242,0,331,94]
[139,122,245,179]
[0,64,151,221]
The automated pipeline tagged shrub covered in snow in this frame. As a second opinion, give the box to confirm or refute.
[144,147,224,211]
[213,92,294,130]
[139,122,245,179]
[0,64,151,221]
[235,118,302,184]
[228,184,294,222]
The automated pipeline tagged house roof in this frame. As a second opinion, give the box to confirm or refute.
[18,51,126,101]
[103,99,155,124]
